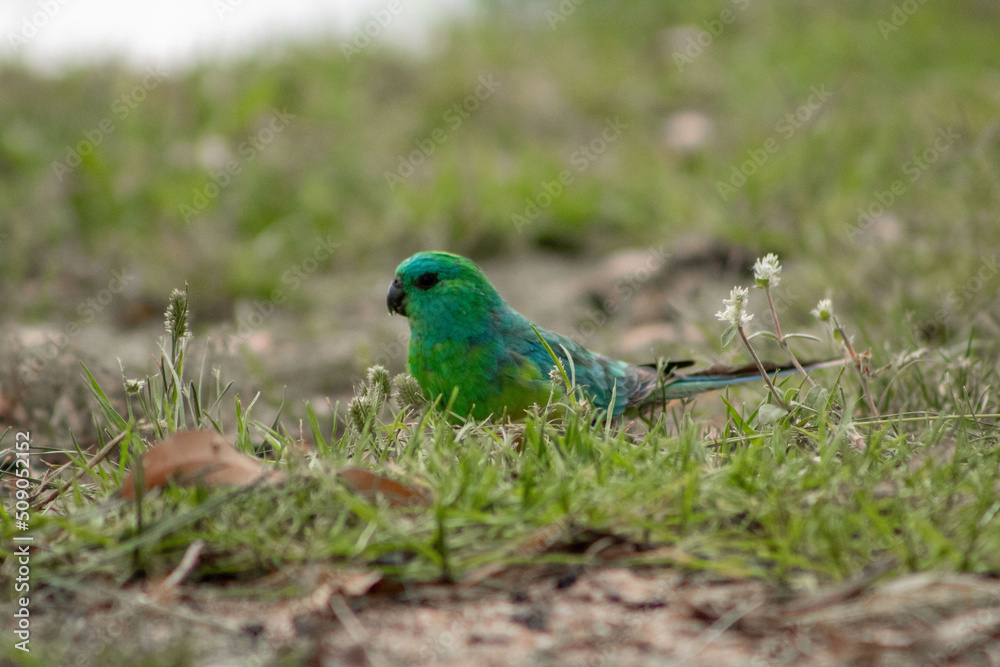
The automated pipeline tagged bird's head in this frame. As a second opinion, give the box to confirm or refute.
[388,252,504,334]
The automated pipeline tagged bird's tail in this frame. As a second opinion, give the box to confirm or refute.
[661,358,843,400]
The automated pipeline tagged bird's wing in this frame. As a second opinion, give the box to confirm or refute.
[491,308,626,415]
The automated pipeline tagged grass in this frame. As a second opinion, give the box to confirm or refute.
[2,0,1000,662]
[6,285,1000,592]
[3,285,1000,662]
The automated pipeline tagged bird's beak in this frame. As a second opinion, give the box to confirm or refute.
[387,276,407,316]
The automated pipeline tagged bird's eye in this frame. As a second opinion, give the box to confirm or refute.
[414,272,439,290]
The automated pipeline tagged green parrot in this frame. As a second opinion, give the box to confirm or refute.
[388,251,828,421]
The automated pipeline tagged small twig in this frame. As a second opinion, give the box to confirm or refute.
[130,591,243,632]
[684,599,764,660]
[163,539,205,590]
[764,285,818,388]
[329,593,368,642]
[832,315,880,418]
[329,593,384,667]
[738,325,792,412]
[780,556,896,618]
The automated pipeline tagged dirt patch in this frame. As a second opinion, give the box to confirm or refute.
[20,565,1000,665]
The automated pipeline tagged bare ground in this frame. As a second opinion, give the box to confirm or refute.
[21,562,1000,665]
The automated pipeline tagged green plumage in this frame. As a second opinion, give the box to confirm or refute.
[387,251,829,421]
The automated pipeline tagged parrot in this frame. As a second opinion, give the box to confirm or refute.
[387,251,831,421]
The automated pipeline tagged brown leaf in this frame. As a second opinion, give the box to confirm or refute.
[120,430,284,499]
[338,467,429,507]
[339,570,384,597]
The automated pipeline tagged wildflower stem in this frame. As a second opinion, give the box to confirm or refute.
[764,285,818,388]
[832,315,880,418]
[737,325,791,412]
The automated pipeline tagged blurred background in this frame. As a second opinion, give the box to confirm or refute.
[2,0,999,442]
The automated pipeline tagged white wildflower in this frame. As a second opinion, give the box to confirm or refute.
[124,378,146,395]
[752,253,781,288]
[716,286,753,327]
[812,298,833,322]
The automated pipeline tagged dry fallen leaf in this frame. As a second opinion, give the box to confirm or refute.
[120,430,284,499]
[339,569,384,597]
[337,467,429,507]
